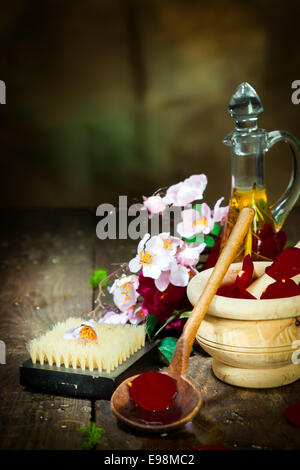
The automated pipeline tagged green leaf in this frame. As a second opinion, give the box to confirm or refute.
[146,314,158,341]
[184,233,205,244]
[211,222,221,236]
[179,311,192,319]
[153,311,181,339]
[192,203,202,215]
[256,198,268,213]
[89,269,108,289]
[184,234,196,243]
[158,337,194,366]
[204,234,215,248]
[285,240,294,248]
[78,422,105,450]
[158,337,178,366]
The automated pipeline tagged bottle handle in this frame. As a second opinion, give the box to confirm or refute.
[267,130,300,228]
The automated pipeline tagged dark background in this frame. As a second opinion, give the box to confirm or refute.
[0,0,299,209]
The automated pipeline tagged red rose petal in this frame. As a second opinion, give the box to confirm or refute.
[260,278,300,299]
[129,371,177,412]
[256,224,287,260]
[236,254,254,289]
[216,255,256,299]
[265,247,300,281]
[284,402,300,427]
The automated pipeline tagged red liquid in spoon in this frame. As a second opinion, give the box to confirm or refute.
[123,371,182,426]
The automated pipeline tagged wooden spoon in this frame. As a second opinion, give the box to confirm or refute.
[111,207,255,432]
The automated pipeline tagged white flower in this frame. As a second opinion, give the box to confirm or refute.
[154,261,190,291]
[128,233,173,279]
[163,174,207,206]
[154,270,171,292]
[108,274,139,312]
[127,306,147,325]
[176,243,206,267]
[176,204,214,238]
[98,311,129,325]
[213,197,228,225]
[63,321,98,343]
[97,306,146,325]
[157,232,183,255]
[169,261,190,287]
[143,195,167,215]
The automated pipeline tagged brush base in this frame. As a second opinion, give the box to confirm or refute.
[20,341,159,399]
[212,359,300,389]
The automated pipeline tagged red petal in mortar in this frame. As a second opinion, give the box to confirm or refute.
[217,254,256,299]
[265,246,300,281]
[236,254,254,289]
[128,371,177,412]
[260,278,300,299]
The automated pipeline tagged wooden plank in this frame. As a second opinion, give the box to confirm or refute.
[0,209,94,449]
[185,353,300,450]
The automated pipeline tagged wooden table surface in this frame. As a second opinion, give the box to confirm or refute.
[0,208,299,451]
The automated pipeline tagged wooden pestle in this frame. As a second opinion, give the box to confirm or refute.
[168,207,255,380]
[246,241,300,298]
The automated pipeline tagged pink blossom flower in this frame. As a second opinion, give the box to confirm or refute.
[176,242,206,267]
[108,274,139,312]
[143,195,167,215]
[158,232,182,255]
[129,233,173,279]
[154,261,190,292]
[176,204,214,238]
[163,174,207,206]
[154,270,171,292]
[127,306,147,325]
[98,310,129,325]
[213,197,228,225]
[98,306,146,325]
[169,262,190,287]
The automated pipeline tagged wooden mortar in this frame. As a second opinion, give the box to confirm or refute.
[187,262,300,388]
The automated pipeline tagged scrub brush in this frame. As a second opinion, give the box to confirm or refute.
[27,317,146,373]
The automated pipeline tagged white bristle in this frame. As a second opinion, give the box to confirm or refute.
[27,317,146,373]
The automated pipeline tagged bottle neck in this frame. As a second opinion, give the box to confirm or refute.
[232,151,265,192]
[230,131,267,192]
[234,118,258,131]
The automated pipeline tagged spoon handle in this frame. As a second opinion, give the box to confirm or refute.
[168,207,255,380]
